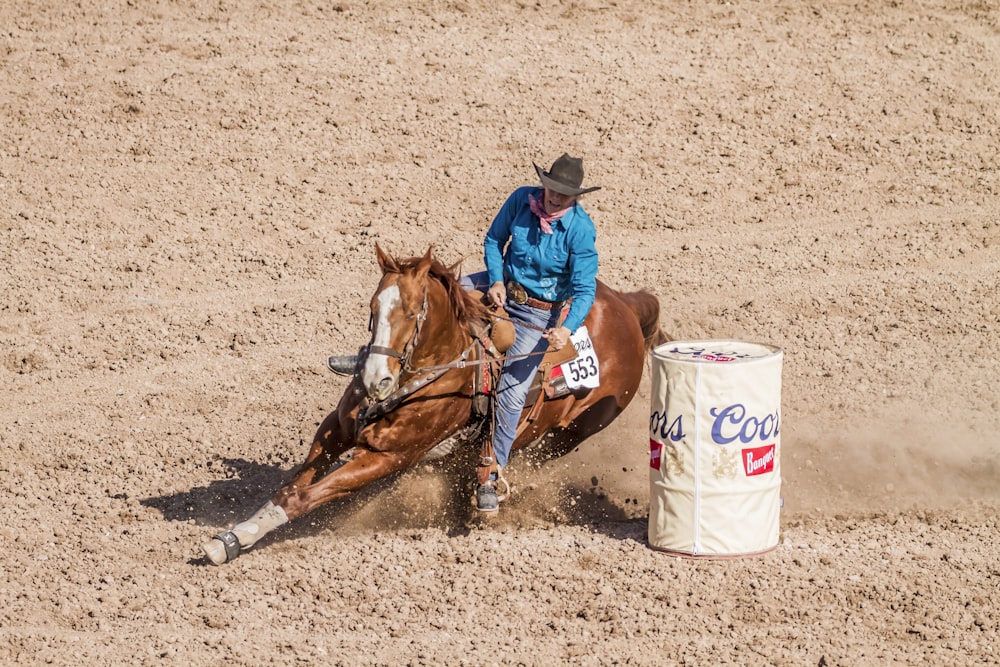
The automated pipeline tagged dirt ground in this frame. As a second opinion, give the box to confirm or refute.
[2,0,999,664]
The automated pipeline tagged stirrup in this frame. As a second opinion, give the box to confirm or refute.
[327,354,359,376]
[494,472,512,502]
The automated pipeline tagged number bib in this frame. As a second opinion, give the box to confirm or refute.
[559,326,600,389]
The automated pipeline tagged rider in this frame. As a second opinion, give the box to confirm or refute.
[461,154,600,512]
[327,153,600,513]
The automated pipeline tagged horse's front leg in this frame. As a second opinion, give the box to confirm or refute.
[202,410,355,565]
[203,447,411,564]
[286,409,355,488]
[273,447,414,519]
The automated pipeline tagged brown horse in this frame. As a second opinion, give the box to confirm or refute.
[203,245,668,564]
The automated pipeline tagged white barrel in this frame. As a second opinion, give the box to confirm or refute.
[648,340,782,557]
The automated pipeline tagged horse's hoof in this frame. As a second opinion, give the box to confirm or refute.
[203,530,240,565]
[203,540,227,565]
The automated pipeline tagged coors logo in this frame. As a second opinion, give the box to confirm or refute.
[742,444,776,476]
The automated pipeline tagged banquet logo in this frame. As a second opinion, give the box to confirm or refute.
[649,439,662,470]
[742,444,776,476]
[700,353,735,362]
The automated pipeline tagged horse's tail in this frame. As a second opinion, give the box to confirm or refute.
[619,289,671,351]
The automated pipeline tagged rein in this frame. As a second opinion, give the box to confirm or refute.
[355,276,553,433]
[355,334,548,433]
[409,347,546,374]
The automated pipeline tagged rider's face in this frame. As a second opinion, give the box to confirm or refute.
[542,188,576,216]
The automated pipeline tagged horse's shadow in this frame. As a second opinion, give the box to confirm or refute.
[140,456,649,559]
[139,457,291,528]
[139,456,408,533]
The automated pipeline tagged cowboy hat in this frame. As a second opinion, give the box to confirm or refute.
[533,154,601,196]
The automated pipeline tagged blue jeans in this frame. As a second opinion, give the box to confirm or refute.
[460,271,560,468]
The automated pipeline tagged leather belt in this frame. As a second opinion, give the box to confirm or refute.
[524,296,563,311]
[505,281,564,311]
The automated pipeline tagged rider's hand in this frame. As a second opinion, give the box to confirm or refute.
[543,326,572,351]
[488,281,506,308]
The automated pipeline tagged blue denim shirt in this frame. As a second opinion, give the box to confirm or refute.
[484,186,598,333]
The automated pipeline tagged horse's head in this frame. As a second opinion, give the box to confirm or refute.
[357,245,434,401]
[358,244,484,402]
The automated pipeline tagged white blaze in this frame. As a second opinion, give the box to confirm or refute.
[363,284,400,391]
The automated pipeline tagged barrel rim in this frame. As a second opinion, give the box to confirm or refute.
[652,339,782,364]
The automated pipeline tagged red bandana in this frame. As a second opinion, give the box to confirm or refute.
[528,194,568,234]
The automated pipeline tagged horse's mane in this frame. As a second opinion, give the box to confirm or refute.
[395,254,489,330]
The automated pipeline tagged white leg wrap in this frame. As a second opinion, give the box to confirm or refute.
[202,501,289,565]
[232,501,288,548]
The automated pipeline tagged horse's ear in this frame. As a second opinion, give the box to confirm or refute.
[415,246,434,280]
[376,243,399,274]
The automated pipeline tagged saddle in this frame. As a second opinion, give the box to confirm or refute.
[467,292,581,486]
[467,291,579,413]
[470,290,576,396]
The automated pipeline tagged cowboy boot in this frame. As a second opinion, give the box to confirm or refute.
[475,466,506,513]
[327,355,360,376]
[476,481,499,512]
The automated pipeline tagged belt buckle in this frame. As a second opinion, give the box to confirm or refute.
[506,281,527,305]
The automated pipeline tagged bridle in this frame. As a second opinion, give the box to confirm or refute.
[365,283,428,374]
[355,281,462,431]
[354,278,552,432]
[365,282,552,377]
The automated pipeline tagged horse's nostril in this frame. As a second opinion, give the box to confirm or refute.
[363,377,394,402]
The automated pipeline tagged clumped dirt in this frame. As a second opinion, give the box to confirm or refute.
[2,0,999,664]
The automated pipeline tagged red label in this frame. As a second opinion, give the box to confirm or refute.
[742,444,776,476]
[649,439,662,470]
